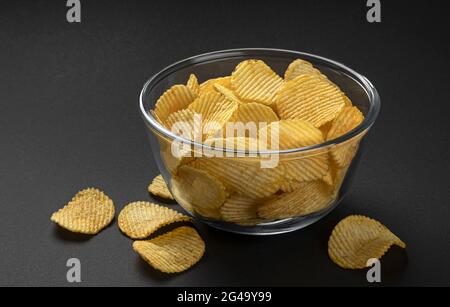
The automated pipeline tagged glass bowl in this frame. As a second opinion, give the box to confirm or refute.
[139,48,380,235]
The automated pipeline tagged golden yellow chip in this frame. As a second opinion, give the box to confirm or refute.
[327,106,364,141]
[343,95,353,107]
[258,181,332,219]
[258,120,329,182]
[258,119,323,149]
[164,108,200,140]
[50,188,115,234]
[133,226,205,273]
[148,175,174,200]
[154,84,197,124]
[159,140,194,175]
[188,91,239,139]
[171,165,228,210]
[284,59,327,81]
[231,60,284,106]
[214,83,243,105]
[275,74,346,127]
[191,158,283,199]
[193,206,222,220]
[319,120,333,138]
[279,179,304,193]
[199,76,231,94]
[220,194,263,225]
[322,170,334,186]
[118,202,191,239]
[327,106,365,167]
[230,102,279,137]
[282,154,330,182]
[323,162,350,198]
[328,215,406,269]
[186,74,200,95]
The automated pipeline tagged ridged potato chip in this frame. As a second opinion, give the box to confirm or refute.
[118,202,191,239]
[323,162,350,198]
[279,179,304,193]
[258,181,332,219]
[282,154,329,182]
[193,206,222,220]
[328,215,406,269]
[214,83,243,105]
[343,95,353,107]
[186,74,200,95]
[284,59,327,81]
[259,120,329,181]
[188,91,239,139]
[191,158,283,199]
[327,106,365,167]
[275,74,346,127]
[322,169,334,186]
[231,60,284,106]
[154,84,197,125]
[51,188,115,234]
[319,120,333,138]
[133,226,205,273]
[171,165,228,209]
[220,194,263,225]
[148,175,174,200]
[230,102,279,137]
[327,106,364,141]
[159,139,194,175]
[259,119,323,149]
[199,76,231,94]
[165,108,200,140]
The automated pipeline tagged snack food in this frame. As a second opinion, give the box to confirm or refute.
[118,202,191,239]
[328,215,406,269]
[151,59,366,224]
[148,174,174,200]
[51,188,115,234]
[133,226,205,273]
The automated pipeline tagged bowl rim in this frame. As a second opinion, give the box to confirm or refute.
[139,48,380,155]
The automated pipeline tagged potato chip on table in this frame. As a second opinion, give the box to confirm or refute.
[133,226,205,273]
[328,215,406,269]
[118,201,191,239]
[51,188,115,234]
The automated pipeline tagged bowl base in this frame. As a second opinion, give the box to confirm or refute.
[194,200,340,236]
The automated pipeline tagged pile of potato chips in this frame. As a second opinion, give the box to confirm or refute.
[152,59,366,225]
[49,58,405,275]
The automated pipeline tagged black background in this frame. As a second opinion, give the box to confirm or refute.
[0,0,449,287]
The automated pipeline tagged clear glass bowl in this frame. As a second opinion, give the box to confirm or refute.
[139,48,380,235]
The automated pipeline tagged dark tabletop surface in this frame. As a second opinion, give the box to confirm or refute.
[0,0,449,287]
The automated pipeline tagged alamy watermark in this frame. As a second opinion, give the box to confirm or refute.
[366,0,381,23]
[66,0,81,23]
[66,258,81,283]
[366,258,381,283]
